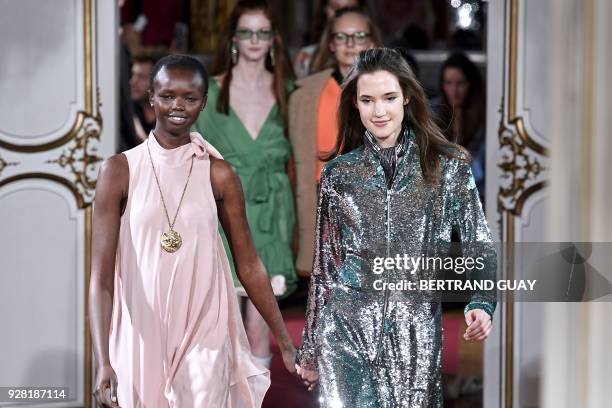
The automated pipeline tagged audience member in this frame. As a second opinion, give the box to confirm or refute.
[289,6,381,277]
[130,54,160,143]
[433,52,486,200]
[292,0,365,78]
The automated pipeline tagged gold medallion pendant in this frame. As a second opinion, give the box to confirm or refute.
[161,229,182,253]
[147,137,194,255]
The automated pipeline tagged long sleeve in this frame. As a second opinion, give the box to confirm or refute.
[296,168,342,371]
[451,160,497,319]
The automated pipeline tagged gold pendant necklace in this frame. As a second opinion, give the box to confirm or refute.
[147,138,194,253]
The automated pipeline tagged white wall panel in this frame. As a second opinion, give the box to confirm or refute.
[0,0,117,406]
[0,182,84,406]
[0,0,82,142]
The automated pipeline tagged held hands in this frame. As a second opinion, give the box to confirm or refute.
[94,364,120,407]
[295,364,319,392]
[464,308,493,341]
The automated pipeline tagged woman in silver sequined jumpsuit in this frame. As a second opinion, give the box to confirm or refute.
[295,48,496,407]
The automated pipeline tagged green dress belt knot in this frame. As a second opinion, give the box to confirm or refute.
[244,163,289,237]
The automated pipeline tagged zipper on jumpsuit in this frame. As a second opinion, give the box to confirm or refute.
[374,153,398,367]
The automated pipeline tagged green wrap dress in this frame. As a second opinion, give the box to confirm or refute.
[193,79,297,298]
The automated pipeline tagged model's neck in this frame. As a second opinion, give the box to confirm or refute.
[151,128,190,149]
[232,58,270,86]
[373,127,402,149]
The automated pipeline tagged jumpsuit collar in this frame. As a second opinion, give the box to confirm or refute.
[363,127,412,188]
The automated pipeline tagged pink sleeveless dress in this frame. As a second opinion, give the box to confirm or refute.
[109,132,270,407]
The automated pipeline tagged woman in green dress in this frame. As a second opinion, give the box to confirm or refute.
[193,0,297,368]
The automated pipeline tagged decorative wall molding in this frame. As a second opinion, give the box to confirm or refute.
[496,0,551,407]
[46,88,103,205]
[0,1,100,405]
[497,99,547,221]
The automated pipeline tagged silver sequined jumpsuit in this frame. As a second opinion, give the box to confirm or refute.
[297,131,496,407]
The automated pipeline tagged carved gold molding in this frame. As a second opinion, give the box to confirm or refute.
[497,99,547,224]
[497,1,549,407]
[0,94,103,209]
[0,0,95,153]
[46,88,103,206]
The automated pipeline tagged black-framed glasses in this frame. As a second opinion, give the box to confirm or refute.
[331,31,371,45]
[235,28,274,41]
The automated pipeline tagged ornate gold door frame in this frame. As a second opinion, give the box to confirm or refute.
[0,0,102,405]
[496,0,549,406]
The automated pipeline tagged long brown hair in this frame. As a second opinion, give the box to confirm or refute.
[437,52,485,149]
[330,48,469,183]
[211,0,294,118]
[310,6,383,74]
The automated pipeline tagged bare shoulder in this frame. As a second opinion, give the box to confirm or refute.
[210,157,241,199]
[97,153,129,196]
[101,153,128,172]
[99,153,128,180]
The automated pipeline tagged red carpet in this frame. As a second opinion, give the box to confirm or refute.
[441,314,463,375]
[262,309,464,407]
[263,308,318,407]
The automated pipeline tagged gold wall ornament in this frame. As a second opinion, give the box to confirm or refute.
[45,98,103,206]
[497,99,548,219]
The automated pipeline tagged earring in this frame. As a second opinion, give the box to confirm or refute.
[269,47,275,67]
[231,43,238,64]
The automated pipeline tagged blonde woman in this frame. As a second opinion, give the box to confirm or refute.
[289,6,382,277]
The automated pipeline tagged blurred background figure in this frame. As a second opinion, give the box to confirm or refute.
[193,0,297,370]
[292,0,366,78]
[130,54,160,144]
[309,6,381,75]
[120,0,188,55]
[394,46,421,79]
[289,6,381,278]
[433,52,486,201]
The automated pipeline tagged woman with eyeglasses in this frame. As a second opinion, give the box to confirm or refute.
[292,0,366,78]
[192,0,297,370]
[288,6,382,279]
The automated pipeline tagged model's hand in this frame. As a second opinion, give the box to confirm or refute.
[94,364,120,407]
[295,364,319,391]
[280,343,298,376]
[464,308,492,341]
